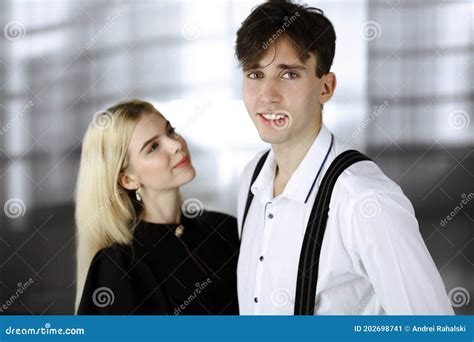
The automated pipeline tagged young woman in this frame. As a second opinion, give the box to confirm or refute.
[75,99,239,315]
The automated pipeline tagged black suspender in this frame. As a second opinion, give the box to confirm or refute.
[294,149,371,314]
[241,150,270,240]
[241,149,371,315]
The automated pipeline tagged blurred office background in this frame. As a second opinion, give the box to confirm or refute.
[0,0,472,314]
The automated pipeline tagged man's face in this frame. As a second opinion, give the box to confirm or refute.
[242,38,326,146]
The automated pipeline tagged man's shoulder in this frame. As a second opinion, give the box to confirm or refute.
[332,142,405,202]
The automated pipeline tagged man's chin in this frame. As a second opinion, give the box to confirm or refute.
[258,131,289,145]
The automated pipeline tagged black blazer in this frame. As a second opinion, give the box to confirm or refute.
[78,211,239,315]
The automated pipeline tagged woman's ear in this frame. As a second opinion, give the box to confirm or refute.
[319,72,337,105]
[118,171,140,191]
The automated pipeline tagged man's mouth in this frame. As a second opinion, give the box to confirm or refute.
[258,112,290,127]
[259,113,288,120]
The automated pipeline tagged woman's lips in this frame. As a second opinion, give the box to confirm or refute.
[173,156,190,169]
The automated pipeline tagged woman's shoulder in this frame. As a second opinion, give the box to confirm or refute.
[78,243,153,315]
[196,210,237,236]
[90,243,134,270]
[194,210,239,247]
[83,244,138,287]
[198,210,237,226]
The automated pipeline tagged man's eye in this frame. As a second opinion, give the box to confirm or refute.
[247,72,262,79]
[148,142,159,154]
[282,71,299,79]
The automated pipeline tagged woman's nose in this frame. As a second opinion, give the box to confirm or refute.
[166,136,182,154]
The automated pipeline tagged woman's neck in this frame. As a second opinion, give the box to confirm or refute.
[142,189,181,224]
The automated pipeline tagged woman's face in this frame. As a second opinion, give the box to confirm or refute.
[121,112,196,195]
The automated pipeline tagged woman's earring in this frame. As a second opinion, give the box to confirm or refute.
[135,187,142,202]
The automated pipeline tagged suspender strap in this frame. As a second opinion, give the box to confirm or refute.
[294,149,371,315]
[241,150,270,240]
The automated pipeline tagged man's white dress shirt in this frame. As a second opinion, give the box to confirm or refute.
[237,125,454,315]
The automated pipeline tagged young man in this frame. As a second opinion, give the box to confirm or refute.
[234,0,453,315]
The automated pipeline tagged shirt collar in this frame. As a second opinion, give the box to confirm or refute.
[251,124,334,204]
[250,149,277,203]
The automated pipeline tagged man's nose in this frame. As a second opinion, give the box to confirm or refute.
[259,79,282,106]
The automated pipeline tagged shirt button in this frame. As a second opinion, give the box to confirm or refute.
[267,213,274,219]
[259,256,264,261]
[254,297,258,303]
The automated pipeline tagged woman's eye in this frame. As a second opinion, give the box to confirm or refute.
[282,71,299,79]
[148,142,159,154]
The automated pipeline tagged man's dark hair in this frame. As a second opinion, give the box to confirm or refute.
[235,0,336,78]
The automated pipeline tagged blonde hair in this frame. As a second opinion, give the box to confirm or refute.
[74,99,160,312]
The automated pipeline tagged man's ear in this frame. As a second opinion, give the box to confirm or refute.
[118,171,140,191]
[319,72,337,105]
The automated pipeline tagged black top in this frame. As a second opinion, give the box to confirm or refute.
[78,211,239,315]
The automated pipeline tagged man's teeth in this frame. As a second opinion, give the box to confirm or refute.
[262,113,286,120]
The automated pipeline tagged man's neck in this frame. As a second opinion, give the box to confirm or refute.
[272,124,322,197]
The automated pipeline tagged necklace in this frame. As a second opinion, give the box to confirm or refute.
[175,224,185,238]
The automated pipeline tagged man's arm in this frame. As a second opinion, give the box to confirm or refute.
[348,191,454,315]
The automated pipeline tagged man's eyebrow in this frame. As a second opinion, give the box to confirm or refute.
[139,121,171,153]
[246,63,307,70]
[277,63,307,70]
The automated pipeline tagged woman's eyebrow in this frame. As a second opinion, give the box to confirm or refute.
[140,135,158,153]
